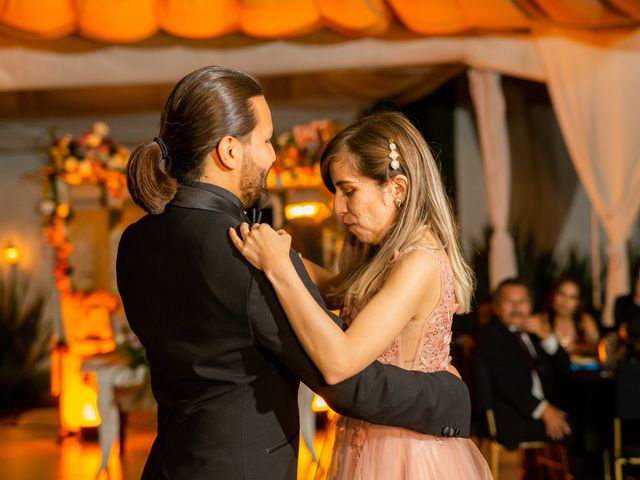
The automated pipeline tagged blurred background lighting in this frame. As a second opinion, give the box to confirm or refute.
[3,241,20,265]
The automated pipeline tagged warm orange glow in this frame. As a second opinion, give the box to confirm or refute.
[312,394,336,414]
[57,353,101,430]
[598,337,608,364]
[285,202,331,222]
[3,243,19,265]
[9,0,628,44]
[52,292,117,433]
[81,402,98,422]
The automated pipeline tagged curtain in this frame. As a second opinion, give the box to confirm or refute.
[468,69,518,289]
[535,29,640,325]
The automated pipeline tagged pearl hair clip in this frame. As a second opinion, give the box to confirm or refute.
[388,139,400,170]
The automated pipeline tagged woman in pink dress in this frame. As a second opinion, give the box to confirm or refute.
[230,111,492,479]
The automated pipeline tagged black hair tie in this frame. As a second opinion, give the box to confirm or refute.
[153,137,169,160]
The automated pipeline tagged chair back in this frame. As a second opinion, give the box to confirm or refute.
[616,360,640,421]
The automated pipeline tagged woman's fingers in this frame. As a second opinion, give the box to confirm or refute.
[228,227,244,250]
[239,222,251,240]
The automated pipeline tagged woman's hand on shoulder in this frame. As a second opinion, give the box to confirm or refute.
[229,222,291,272]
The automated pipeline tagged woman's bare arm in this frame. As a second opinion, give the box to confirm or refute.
[229,223,440,384]
[301,257,335,293]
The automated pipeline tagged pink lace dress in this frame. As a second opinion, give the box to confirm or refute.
[317,246,492,479]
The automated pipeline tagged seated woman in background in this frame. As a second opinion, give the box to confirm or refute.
[614,260,640,335]
[621,309,640,361]
[531,277,600,356]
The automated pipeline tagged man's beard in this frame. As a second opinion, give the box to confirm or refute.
[240,157,270,209]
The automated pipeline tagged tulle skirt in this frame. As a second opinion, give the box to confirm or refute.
[315,416,493,480]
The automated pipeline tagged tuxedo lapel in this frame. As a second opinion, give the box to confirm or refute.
[495,322,532,372]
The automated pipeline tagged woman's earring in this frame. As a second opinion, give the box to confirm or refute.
[395,198,402,208]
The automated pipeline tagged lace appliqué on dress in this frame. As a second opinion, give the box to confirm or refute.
[415,250,457,373]
[377,337,400,365]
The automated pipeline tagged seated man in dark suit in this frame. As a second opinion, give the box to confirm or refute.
[475,277,572,450]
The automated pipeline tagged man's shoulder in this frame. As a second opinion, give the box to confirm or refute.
[477,320,510,349]
[479,319,505,336]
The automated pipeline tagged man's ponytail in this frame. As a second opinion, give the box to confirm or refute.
[127,141,177,214]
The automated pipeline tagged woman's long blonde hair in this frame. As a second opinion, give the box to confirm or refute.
[320,111,474,313]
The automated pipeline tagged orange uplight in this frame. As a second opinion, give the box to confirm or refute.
[311,394,337,421]
[56,350,102,431]
[81,402,98,422]
[598,337,608,364]
[52,292,117,434]
[3,242,19,265]
[311,394,329,412]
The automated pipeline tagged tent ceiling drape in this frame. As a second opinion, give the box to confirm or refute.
[0,0,638,43]
[0,64,466,118]
[0,33,546,92]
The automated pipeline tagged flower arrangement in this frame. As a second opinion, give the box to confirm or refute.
[39,122,129,296]
[268,119,342,190]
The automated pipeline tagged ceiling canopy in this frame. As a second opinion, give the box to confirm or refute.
[0,0,638,44]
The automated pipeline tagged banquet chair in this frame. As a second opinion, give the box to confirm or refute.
[475,358,573,480]
[613,361,640,480]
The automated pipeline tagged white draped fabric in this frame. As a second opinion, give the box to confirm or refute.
[468,69,519,289]
[535,30,640,325]
[0,34,544,91]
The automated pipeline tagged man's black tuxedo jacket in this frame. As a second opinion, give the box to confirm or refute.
[116,182,470,479]
[475,319,571,449]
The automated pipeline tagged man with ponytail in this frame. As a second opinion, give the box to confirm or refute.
[117,66,471,480]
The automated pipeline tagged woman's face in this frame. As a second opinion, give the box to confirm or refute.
[330,157,398,245]
[552,281,580,317]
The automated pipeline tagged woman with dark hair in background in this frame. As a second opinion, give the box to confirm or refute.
[530,277,600,357]
[614,260,640,336]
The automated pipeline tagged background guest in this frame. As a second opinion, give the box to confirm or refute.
[615,260,640,337]
[531,277,600,357]
[475,277,572,451]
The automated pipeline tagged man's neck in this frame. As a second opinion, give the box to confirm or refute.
[196,176,245,207]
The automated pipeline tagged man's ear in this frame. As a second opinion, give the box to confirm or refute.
[215,135,243,171]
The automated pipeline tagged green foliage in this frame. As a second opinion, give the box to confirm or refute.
[0,271,52,409]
